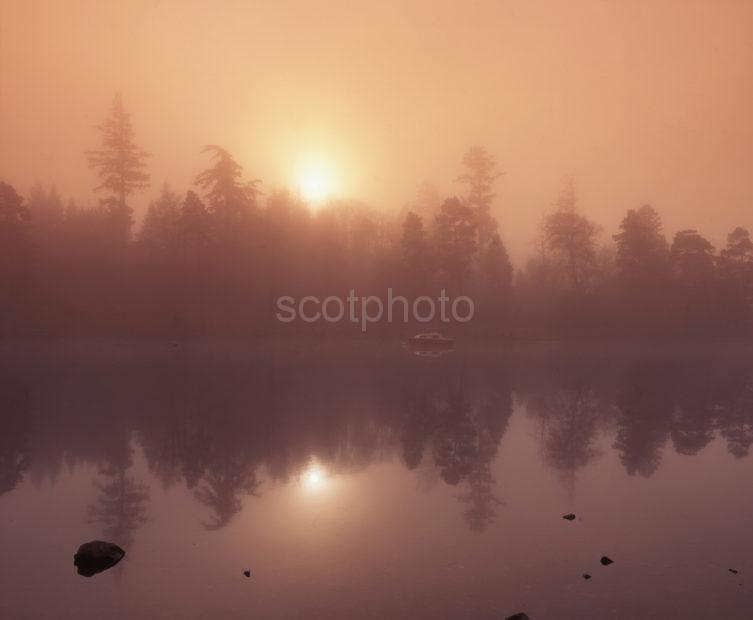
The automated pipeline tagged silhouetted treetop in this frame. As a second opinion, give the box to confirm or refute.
[434,197,477,292]
[613,205,669,283]
[542,199,600,293]
[457,146,502,249]
[195,145,260,223]
[671,230,715,278]
[86,93,150,242]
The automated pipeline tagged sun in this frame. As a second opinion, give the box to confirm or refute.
[305,469,323,487]
[297,160,337,204]
[301,462,328,492]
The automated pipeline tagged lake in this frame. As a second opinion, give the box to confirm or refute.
[1,341,753,619]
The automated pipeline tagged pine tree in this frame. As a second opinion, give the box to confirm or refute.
[179,190,213,255]
[457,146,501,249]
[613,205,669,286]
[480,232,513,296]
[86,93,150,243]
[140,183,181,252]
[670,230,716,287]
[719,227,753,301]
[670,229,718,330]
[195,145,260,225]
[400,211,431,293]
[0,182,32,307]
[543,198,600,294]
[434,197,477,292]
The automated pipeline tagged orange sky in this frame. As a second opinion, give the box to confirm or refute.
[1,0,752,262]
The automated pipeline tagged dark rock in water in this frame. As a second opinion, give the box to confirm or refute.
[505,614,529,620]
[583,573,592,580]
[729,568,738,574]
[243,569,251,578]
[74,541,125,577]
[562,513,576,521]
[600,556,614,566]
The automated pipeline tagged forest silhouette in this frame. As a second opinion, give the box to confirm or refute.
[2,94,752,338]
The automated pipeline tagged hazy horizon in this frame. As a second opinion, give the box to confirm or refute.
[3,5,753,617]
[3,0,753,263]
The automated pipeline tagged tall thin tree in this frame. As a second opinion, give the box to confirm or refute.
[457,146,502,249]
[86,93,150,242]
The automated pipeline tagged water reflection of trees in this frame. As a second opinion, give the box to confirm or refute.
[194,455,263,530]
[457,371,512,532]
[717,372,753,458]
[525,382,606,488]
[670,366,717,456]
[383,358,512,531]
[0,386,32,496]
[85,432,150,581]
[613,362,672,477]
[2,348,753,536]
[88,462,149,550]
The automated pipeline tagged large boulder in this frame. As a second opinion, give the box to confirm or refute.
[73,541,125,577]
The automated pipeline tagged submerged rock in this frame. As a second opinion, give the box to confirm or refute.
[562,513,576,521]
[505,614,529,620]
[729,568,738,575]
[600,556,614,566]
[583,573,592,580]
[74,541,125,577]
[243,569,251,578]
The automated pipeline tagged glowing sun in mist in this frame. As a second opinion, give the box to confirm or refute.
[297,160,338,204]
[301,462,328,492]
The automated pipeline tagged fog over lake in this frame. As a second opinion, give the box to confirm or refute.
[2,342,753,619]
[3,1,753,617]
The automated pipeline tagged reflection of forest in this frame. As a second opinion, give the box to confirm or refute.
[1,347,753,540]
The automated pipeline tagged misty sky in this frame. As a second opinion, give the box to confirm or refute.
[1,0,752,262]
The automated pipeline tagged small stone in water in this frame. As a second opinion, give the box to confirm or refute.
[243,569,251,578]
[562,513,576,521]
[73,540,125,577]
[505,614,529,620]
[583,573,592,580]
[600,556,614,566]
[729,568,738,574]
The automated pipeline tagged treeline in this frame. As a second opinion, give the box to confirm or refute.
[1,94,751,337]
[518,184,753,337]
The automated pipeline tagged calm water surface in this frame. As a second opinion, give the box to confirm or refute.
[1,342,753,619]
